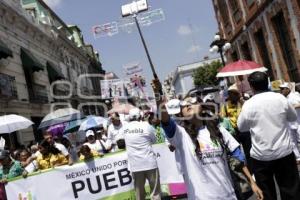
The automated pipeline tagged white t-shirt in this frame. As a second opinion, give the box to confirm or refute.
[54,143,69,156]
[238,92,297,161]
[84,140,107,154]
[107,122,127,151]
[287,92,300,124]
[167,125,238,200]
[123,121,157,172]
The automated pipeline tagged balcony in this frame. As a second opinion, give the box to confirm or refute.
[0,73,18,99]
[29,83,48,104]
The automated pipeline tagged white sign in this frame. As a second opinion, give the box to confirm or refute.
[6,144,185,200]
[121,0,148,17]
[100,79,132,99]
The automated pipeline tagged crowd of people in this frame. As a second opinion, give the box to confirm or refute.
[0,102,165,199]
[1,71,300,200]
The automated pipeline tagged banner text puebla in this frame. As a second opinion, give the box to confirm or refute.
[5,144,185,200]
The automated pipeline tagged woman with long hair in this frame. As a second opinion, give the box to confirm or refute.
[36,139,68,170]
[152,80,263,200]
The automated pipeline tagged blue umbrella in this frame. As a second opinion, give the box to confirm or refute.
[78,116,108,131]
[63,118,86,134]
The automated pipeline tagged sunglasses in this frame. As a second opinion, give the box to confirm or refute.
[180,97,198,107]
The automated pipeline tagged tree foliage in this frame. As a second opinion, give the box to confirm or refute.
[192,60,223,87]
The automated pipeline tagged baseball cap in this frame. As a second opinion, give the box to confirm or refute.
[129,108,141,120]
[279,82,290,89]
[228,84,239,92]
[166,99,181,115]
[86,130,95,137]
[0,150,9,160]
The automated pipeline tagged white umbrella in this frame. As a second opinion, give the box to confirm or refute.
[42,108,79,122]
[39,108,84,129]
[0,114,34,133]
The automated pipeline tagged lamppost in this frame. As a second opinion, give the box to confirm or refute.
[121,0,163,95]
[209,34,231,66]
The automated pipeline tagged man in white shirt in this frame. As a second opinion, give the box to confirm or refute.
[280,82,300,163]
[106,113,127,152]
[83,130,107,154]
[123,108,161,200]
[238,72,300,200]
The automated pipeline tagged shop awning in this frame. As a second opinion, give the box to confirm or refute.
[46,61,65,83]
[20,48,44,72]
[0,40,13,59]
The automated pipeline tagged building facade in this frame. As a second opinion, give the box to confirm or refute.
[164,57,221,97]
[212,0,300,82]
[0,0,104,147]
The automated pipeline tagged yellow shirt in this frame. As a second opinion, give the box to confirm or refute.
[79,150,99,161]
[37,153,68,170]
[220,101,242,129]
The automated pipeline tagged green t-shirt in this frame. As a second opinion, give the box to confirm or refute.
[155,126,166,144]
[0,160,23,180]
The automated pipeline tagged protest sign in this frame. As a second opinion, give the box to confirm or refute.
[100,79,133,99]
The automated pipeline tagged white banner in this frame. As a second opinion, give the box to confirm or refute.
[123,62,143,76]
[6,144,185,200]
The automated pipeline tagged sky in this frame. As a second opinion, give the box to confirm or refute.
[44,0,218,83]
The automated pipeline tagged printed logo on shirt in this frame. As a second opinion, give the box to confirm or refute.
[198,140,223,166]
[124,128,144,134]
[199,140,220,152]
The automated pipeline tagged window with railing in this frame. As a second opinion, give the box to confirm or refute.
[217,0,230,24]
[25,8,37,19]
[254,29,275,80]
[229,0,242,23]
[272,11,300,82]
[30,83,48,103]
[0,73,18,99]
[241,41,252,60]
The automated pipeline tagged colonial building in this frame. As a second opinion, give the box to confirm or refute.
[0,0,104,147]
[212,0,300,82]
[164,57,221,97]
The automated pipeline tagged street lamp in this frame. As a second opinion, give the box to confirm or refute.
[121,0,163,95]
[209,33,231,66]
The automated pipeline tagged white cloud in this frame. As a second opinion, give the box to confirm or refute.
[187,45,201,53]
[43,0,62,8]
[177,25,192,36]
